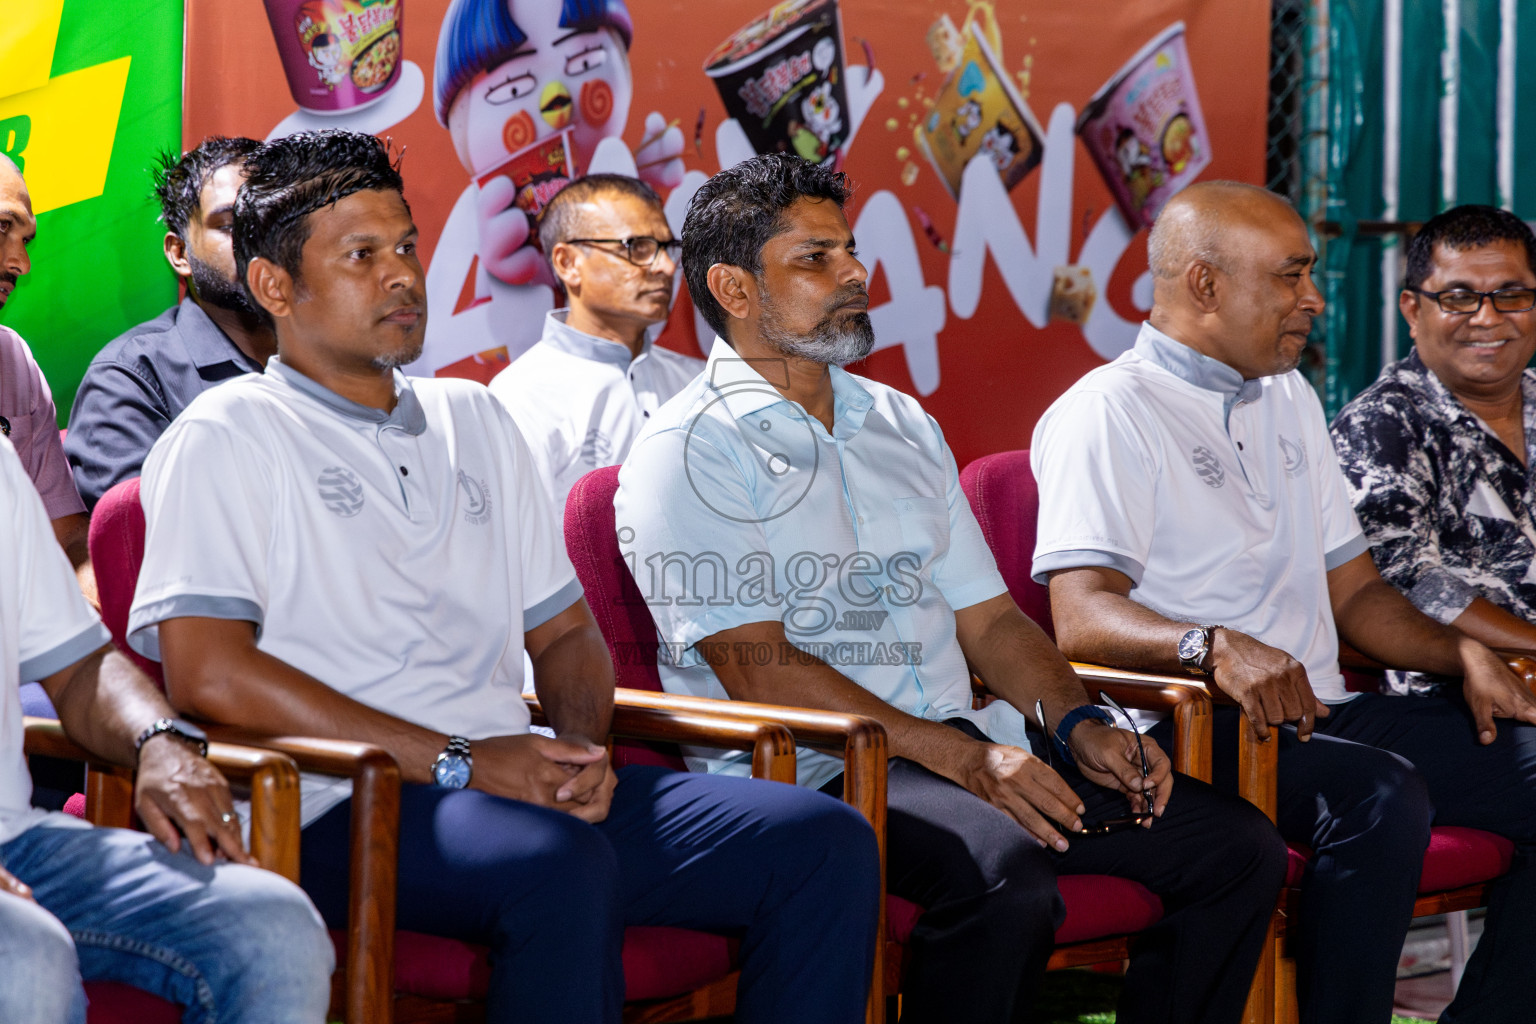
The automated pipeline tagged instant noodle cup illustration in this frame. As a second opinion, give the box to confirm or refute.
[1048,265,1097,326]
[703,0,850,165]
[476,128,576,228]
[914,21,1044,200]
[1076,21,1211,228]
[263,0,404,114]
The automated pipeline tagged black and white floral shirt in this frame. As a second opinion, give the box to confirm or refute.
[1330,348,1536,695]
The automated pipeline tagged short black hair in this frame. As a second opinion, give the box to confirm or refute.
[151,136,261,238]
[537,173,662,258]
[681,153,852,340]
[1404,204,1536,290]
[233,130,406,324]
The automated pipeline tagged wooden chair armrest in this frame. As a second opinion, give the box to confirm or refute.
[23,717,304,881]
[523,697,799,784]
[198,726,399,1024]
[1068,665,1215,782]
[1342,641,1536,696]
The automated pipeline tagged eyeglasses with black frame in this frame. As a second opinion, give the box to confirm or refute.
[1034,694,1155,836]
[565,236,682,267]
[1408,286,1536,315]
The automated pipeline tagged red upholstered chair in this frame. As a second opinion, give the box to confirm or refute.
[87,477,824,1024]
[564,464,1219,1020]
[22,718,302,1024]
[960,448,1520,1024]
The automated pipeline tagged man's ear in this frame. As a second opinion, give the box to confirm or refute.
[1186,260,1221,314]
[1399,288,1422,340]
[706,263,755,323]
[549,242,581,294]
[246,257,294,321]
[163,232,191,277]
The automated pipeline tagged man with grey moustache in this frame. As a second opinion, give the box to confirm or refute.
[616,153,1286,1024]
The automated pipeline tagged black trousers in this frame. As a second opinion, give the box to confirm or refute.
[822,720,1287,1024]
[1160,695,1536,1024]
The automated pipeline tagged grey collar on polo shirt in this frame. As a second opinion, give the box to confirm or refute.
[1134,322,1263,428]
[539,308,646,368]
[264,356,427,435]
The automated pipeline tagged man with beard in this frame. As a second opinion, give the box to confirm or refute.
[1034,181,1536,1023]
[615,154,1287,1024]
[488,175,701,518]
[0,156,92,602]
[128,130,881,1023]
[65,136,273,510]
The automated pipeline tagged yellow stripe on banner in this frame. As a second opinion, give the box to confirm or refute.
[0,0,66,101]
[0,57,132,214]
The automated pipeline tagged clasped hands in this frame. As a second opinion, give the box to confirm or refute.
[951,721,1172,853]
[470,732,617,823]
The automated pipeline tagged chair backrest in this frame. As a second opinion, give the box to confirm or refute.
[957,449,1056,639]
[563,465,685,770]
[87,477,164,684]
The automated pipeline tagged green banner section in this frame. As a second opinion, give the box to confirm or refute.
[0,0,182,425]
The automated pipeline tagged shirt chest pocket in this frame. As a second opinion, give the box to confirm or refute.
[891,496,950,568]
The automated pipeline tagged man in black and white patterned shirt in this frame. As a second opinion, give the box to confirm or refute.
[1332,205,1536,695]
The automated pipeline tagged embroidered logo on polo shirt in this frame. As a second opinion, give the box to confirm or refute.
[1191,446,1225,488]
[317,467,365,517]
[458,470,492,525]
[1280,435,1308,477]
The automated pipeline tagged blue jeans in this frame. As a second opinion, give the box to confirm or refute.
[300,765,882,1024]
[0,820,334,1024]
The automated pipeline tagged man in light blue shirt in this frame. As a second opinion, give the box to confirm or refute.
[615,153,1287,1024]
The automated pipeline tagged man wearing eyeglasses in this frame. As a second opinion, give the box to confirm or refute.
[489,175,701,516]
[1333,206,1536,694]
[1037,184,1536,1024]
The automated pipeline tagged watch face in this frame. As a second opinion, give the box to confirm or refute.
[434,755,472,789]
[1177,629,1206,662]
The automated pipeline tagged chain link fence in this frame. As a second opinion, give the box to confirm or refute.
[1266,0,1311,205]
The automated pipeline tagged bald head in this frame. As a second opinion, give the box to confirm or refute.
[1148,181,1295,279]
[1144,180,1321,379]
[0,154,20,180]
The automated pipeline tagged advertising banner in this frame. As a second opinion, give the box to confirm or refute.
[0,0,182,417]
[169,0,1267,465]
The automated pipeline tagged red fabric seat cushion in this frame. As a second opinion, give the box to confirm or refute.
[84,982,181,1023]
[333,925,738,1003]
[886,877,1163,948]
[1419,826,1514,893]
[1283,827,1511,893]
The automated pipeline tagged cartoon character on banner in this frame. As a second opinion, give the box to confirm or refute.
[416,0,686,378]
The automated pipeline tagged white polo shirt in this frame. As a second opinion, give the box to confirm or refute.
[616,339,1014,789]
[129,359,583,825]
[0,438,109,842]
[489,310,703,516]
[1031,323,1369,704]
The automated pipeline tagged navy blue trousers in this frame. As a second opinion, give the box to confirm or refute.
[299,765,881,1024]
[1155,694,1536,1024]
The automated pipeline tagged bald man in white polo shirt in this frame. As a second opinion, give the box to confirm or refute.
[1034,180,1536,1024]
[127,130,879,1024]
[489,175,701,518]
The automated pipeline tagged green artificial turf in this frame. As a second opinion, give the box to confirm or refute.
[1030,969,1434,1024]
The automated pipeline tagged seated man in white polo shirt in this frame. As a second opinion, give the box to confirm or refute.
[0,438,331,1022]
[1034,180,1536,1024]
[617,153,1288,1024]
[126,129,880,1024]
[489,175,701,517]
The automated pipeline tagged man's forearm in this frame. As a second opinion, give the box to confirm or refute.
[1449,597,1536,654]
[1336,578,1472,675]
[158,617,451,784]
[1050,580,1198,674]
[43,647,178,765]
[530,621,615,742]
[956,595,1101,733]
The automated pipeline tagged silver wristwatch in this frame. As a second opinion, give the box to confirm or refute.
[1177,625,1219,676]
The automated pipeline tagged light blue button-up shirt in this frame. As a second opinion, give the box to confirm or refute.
[616,339,1017,788]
